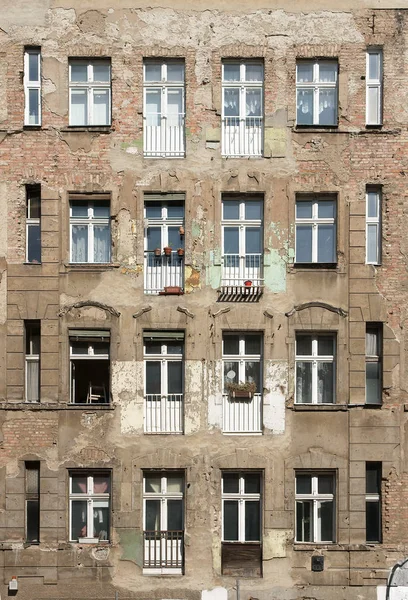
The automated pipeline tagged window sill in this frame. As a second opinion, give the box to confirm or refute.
[72,539,110,546]
[143,568,183,576]
[23,261,42,266]
[64,263,120,272]
[294,125,339,132]
[68,403,114,410]
[61,126,112,133]
[292,404,347,411]
[0,402,115,411]
[294,543,337,550]
[291,263,337,270]
[23,125,42,130]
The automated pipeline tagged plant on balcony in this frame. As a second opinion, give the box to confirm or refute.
[154,247,161,256]
[177,248,185,256]
[226,380,256,399]
[179,226,185,236]
[163,244,173,256]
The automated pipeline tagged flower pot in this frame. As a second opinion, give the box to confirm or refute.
[154,248,161,257]
[244,280,252,287]
[163,247,172,256]
[179,226,185,236]
[159,286,182,295]
[230,390,253,399]
[177,248,185,256]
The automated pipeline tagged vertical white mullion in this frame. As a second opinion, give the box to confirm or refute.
[162,355,167,397]
[313,62,319,125]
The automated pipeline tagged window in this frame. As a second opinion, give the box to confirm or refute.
[295,473,335,543]
[222,333,262,433]
[69,59,111,126]
[144,195,184,294]
[143,60,185,157]
[366,325,382,405]
[24,48,41,126]
[222,61,263,157]
[26,184,41,264]
[144,331,184,433]
[366,49,383,126]
[70,198,110,263]
[295,196,336,264]
[221,196,263,288]
[25,321,40,402]
[143,472,184,572]
[295,334,335,404]
[25,462,40,543]
[296,60,338,126]
[69,472,110,542]
[366,462,382,543]
[69,330,110,404]
[366,187,381,265]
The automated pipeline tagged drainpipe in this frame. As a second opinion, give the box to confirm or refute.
[236,578,240,600]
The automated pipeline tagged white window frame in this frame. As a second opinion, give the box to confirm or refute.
[295,196,337,264]
[365,324,382,405]
[69,60,111,126]
[69,336,110,404]
[24,48,41,126]
[296,60,338,126]
[26,185,41,264]
[295,473,335,543]
[69,472,110,542]
[222,333,262,389]
[366,49,383,126]
[69,201,111,263]
[295,334,336,404]
[143,472,184,531]
[25,321,40,403]
[221,472,261,542]
[366,188,381,265]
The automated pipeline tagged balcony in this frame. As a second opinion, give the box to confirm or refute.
[143,530,184,571]
[144,252,184,295]
[222,117,263,157]
[145,393,184,433]
[144,113,185,158]
[222,392,262,434]
[219,254,263,301]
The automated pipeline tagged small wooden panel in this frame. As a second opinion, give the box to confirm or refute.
[221,542,262,577]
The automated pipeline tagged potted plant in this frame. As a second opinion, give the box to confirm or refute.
[159,285,183,295]
[226,381,256,399]
[163,245,172,256]
[177,247,185,256]
[179,225,185,236]
[244,280,252,287]
[154,247,161,257]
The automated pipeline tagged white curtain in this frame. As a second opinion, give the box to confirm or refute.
[26,360,39,402]
[366,330,378,356]
[72,225,87,262]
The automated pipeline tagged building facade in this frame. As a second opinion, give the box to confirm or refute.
[0,1,408,599]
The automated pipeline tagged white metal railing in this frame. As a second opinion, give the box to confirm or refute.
[145,393,184,433]
[143,531,184,569]
[144,252,184,294]
[223,393,262,433]
[222,254,263,287]
[144,114,185,157]
[222,117,263,157]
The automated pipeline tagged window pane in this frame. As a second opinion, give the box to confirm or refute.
[296,201,313,219]
[145,341,161,355]
[93,90,109,125]
[245,335,261,355]
[245,361,260,392]
[368,53,380,81]
[296,362,312,404]
[28,193,41,219]
[93,202,110,219]
[27,224,41,263]
[167,63,184,82]
[295,225,312,262]
[245,501,260,541]
[224,361,239,389]
[145,89,161,120]
[145,476,161,493]
[26,360,39,402]
[167,202,184,219]
[318,89,336,125]
[296,474,311,494]
[168,361,182,394]
[167,499,183,530]
[167,342,183,355]
[319,500,334,541]
[70,89,87,125]
[26,499,39,542]
[71,201,88,218]
[168,227,180,250]
[318,200,335,219]
[26,465,39,494]
[245,200,262,221]
[71,500,87,539]
[366,501,381,542]
[296,336,312,356]
[92,342,109,355]
[244,473,260,494]
[246,89,262,117]
[146,361,161,394]
[297,63,313,83]
[297,89,313,125]
[93,500,109,540]
[366,223,380,261]
[28,53,39,81]
[223,64,240,82]
[146,227,161,251]
[93,63,110,82]
[70,341,90,356]
[71,476,88,494]
[93,475,110,494]
[94,225,110,262]
[224,88,239,117]
[366,362,381,404]
[245,227,261,254]
[317,362,334,404]
[367,191,379,218]
[296,500,311,542]
[145,499,160,530]
[223,200,240,220]
[223,501,238,541]
[144,63,161,82]
[318,475,334,494]
[245,63,263,82]
[224,227,239,254]
[366,464,381,494]
[317,336,334,356]
[70,63,87,82]
[367,87,380,124]
[319,62,337,83]
[71,225,88,262]
[28,89,40,125]
[223,473,239,493]
[167,475,183,493]
[223,335,239,355]
[317,224,335,263]
[167,89,183,122]
[145,202,162,219]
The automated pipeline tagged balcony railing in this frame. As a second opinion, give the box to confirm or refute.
[144,252,184,294]
[222,117,263,157]
[145,393,184,433]
[222,254,263,287]
[144,530,184,569]
[144,113,185,157]
[223,392,262,433]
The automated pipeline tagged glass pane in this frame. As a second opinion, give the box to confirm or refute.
[167,63,184,82]
[368,52,380,81]
[70,63,87,82]
[71,476,88,494]
[245,335,261,355]
[245,63,263,82]
[223,501,238,541]
[245,473,260,494]
[223,473,239,493]
[245,361,260,392]
[223,63,240,82]
[296,201,313,219]
[366,362,381,404]
[318,200,335,219]
[71,225,88,262]
[93,475,110,494]
[296,336,312,356]
[297,62,313,83]
[145,475,161,493]
[367,87,380,124]
[319,501,334,541]
[71,201,88,218]
[224,227,239,254]
[146,227,161,251]
[167,89,183,124]
[223,335,239,355]
[317,336,334,356]
[223,200,240,220]
[168,361,182,394]
[366,501,381,542]
[146,361,161,394]
[93,501,109,540]
[167,202,184,219]
[145,63,161,82]
[295,225,312,262]
[93,90,109,125]
[70,89,87,126]
[367,192,379,218]
[245,200,262,221]
[167,499,183,530]
[26,466,39,494]
[245,501,260,541]
[319,62,337,83]
[245,227,261,254]
[317,224,336,263]
[246,89,262,117]
[71,500,88,539]
[366,463,381,494]
[26,360,39,401]
[296,500,311,542]
[93,63,110,82]
[28,193,41,219]
[167,474,183,493]
[26,499,39,542]
[93,202,110,219]
[70,341,90,356]
[318,89,336,125]
[297,89,313,125]
[28,53,39,81]
[318,475,334,494]
[296,474,312,494]
[94,225,110,262]
[224,361,239,390]
[317,362,334,404]
[27,224,41,263]
[296,362,312,404]
[167,342,183,355]
[145,89,161,119]
[366,328,379,355]
[145,341,161,355]
[145,499,160,530]
[145,202,162,219]
[92,342,109,355]
[224,88,239,117]
[168,227,180,251]
[28,89,39,125]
